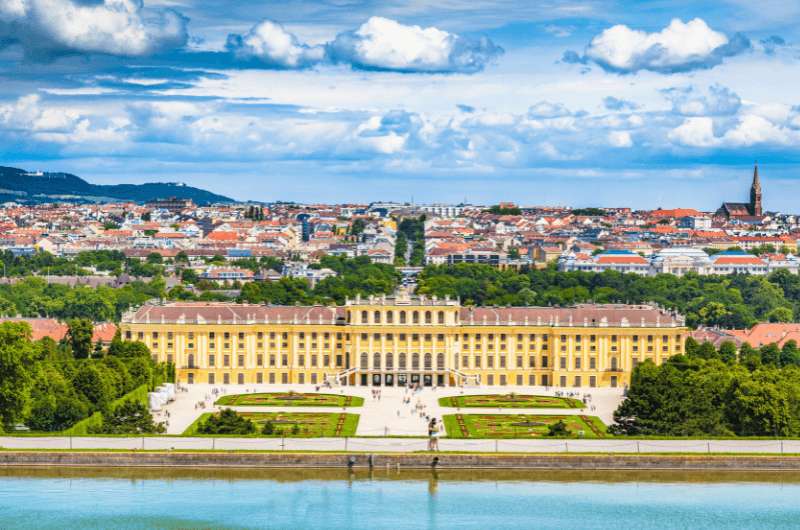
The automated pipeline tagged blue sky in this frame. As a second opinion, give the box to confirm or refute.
[1,0,800,210]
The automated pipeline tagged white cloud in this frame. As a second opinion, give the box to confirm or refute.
[0,0,187,57]
[527,101,573,119]
[608,130,633,147]
[224,16,502,73]
[224,20,324,68]
[722,114,792,146]
[668,117,718,147]
[327,16,503,73]
[569,18,750,73]
[662,84,741,116]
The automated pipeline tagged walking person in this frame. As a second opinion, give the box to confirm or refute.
[428,418,440,452]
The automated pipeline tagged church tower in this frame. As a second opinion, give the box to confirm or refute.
[750,163,762,216]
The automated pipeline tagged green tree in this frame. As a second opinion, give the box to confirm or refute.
[547,420,569,436]
[0,322,36,429]
[91,400,165,434]
[72,364,114,412]
[718,341,739,364]
[197,409,256,435]
[66,319,94,359]
[780,340,800,367]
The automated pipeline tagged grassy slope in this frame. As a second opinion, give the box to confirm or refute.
[62,384,150,435]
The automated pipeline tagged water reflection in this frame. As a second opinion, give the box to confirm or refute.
[2,466,800,485]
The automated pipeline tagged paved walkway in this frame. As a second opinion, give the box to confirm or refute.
[1,436,799,454]
[158,384,624,436]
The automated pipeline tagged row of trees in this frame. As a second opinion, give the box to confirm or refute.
[397,216,426,266]
[0,249,127,277]
[0,276,165,321]
[0,249,174,278]
[0,321,167,433]
[238,256,399,305]
[613,339,800,437]
[417,264,800,328]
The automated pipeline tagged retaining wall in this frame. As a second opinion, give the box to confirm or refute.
[3,451,800,470]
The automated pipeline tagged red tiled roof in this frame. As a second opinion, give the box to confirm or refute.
[596,256,648,264]
[713,256,764,265]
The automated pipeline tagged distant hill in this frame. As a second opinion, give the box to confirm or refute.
[0,166,233,205]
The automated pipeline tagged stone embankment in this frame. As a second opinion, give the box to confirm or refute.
[3,451,800,470]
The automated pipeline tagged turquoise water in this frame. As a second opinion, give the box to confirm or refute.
[1,469,799,529]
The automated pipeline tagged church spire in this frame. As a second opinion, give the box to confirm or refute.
[750,162,762,216]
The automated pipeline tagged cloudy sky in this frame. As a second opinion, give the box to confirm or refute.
[1,0,800,209]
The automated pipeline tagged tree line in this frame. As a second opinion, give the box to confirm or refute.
[613,338,800,437]
[238,255,399,306]
[0,276,165,321]
[0,321,168,434]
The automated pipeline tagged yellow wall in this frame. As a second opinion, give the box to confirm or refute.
[121,304,685,388]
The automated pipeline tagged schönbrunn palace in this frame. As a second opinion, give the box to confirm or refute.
[120,295,687,389]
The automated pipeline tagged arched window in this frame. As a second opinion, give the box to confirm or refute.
[425,311,432,324]
[412,353,420,370]
[436,353,445,370]
[438,311,445,324]
[424,353,432,369]
[399,352,407,370]
[412,311,420,324]
[399,311,407,324]
[373,352,381,369]
[386,352,394,370]
[386,311,394,324]
[374,310,381,324]
[360,352,368,369]
[361,310,369,324]
[188,354,195,368]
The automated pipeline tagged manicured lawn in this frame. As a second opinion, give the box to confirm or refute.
[439,394,584,409]
[443,414,607,439]
[215,392,364,408]
[183,412,359,437]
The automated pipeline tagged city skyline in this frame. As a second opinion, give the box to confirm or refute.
[1,1,800,209]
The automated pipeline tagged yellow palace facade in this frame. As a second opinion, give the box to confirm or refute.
[120,295,687,388]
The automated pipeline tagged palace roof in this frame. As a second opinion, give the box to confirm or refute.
[122,302,685,328]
